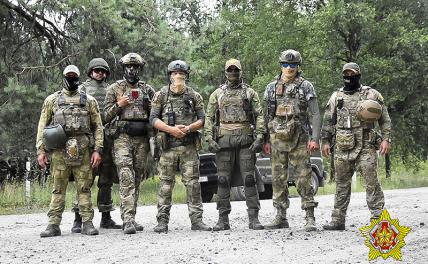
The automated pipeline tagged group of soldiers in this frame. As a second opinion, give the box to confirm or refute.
[35,49,391,238]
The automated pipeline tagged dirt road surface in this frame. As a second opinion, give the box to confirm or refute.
[0,187,427,264]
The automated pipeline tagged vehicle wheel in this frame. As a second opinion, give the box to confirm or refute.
[201,191,214,203]
[231,186,246,201]
[311,171,320,195]
[258,184,273,200]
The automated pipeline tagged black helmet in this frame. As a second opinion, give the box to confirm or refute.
[167,60,190,76]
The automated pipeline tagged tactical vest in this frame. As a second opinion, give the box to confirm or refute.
[158,86,197,126]
[117,80,152,121]
[269,77,308,126]
[80,79,107,110]
[52,91,91,135]
[334,86,375,155]
[218,84,251,124]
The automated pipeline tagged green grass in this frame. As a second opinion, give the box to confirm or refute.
[1,160,428,215]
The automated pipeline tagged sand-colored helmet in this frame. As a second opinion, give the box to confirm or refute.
[356,99,382,122]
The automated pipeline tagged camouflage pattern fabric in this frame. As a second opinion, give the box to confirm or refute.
[322,86,391,222]
[36,88,103,225]
[156,144,204,224]
[270,134,317,210]
[113,133,149,223]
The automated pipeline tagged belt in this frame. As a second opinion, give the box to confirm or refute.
[219,126,253,136]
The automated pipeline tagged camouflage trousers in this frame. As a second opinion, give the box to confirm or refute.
[271,135,318,211]
[48,148,94,225]
[332,145,384,223]
[216,134,260,216]
[72,137,118,213]
[156,143,204,224]
[113,133,149,224]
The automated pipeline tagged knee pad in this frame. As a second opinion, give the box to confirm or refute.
[218,176,229,187]
[245,174,256,187]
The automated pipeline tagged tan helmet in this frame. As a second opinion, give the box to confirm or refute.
[356,99,382,122]
[224,58,242,71]
[342,62,361,75]
[119,53,145,66]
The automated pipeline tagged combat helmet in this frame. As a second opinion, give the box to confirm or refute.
[167,60,190,77]
[119,53,145,67]
[356,99,382,122]
[279,49,302,64]
[43,124,67,150]
[87,58,110,77]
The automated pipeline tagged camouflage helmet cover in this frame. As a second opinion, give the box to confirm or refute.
[167,60,190,75]
[342,62,361,75]
[87,58,110,77]
[279,49,302,64]
[63,65,80,77]
[119,53,145,66]
[224,58,242,71]
[356,99,382,122]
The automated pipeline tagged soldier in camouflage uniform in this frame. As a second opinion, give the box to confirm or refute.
[37,65,103,237]
[322,62,391,230]
[149,60,211,233]
[104,53,155,234]
[264,50,321,232]
[205,59,265,231]
[71,58,121,233]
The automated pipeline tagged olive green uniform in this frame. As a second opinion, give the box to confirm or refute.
[204,82,265,217]
[322,86,391,223]
[149,85,206,225]
[36,88,103,225]
[104,79,155,224]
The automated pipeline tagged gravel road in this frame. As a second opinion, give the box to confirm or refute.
[0,187,427,264]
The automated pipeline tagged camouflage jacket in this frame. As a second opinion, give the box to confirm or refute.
[36,88,104,155]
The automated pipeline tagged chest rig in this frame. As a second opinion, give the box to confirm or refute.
[161,85,196,126]
[334,86,374,154]
[53,91,91,135]
[217,84,252,124]
[81,79,107,110]
[117,80,152,121]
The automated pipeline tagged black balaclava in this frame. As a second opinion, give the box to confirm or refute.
[64,76,80,91]
[343,74,361,93]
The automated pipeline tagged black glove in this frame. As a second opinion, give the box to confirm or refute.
[249,137,263,153]
[207,138,221,153]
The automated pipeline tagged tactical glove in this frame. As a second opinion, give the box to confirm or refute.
[249,137,264,153]
[207,138,221,153]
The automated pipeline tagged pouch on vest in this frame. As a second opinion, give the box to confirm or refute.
[272,118,296,141]
[275,104,294,117]
[125,121,149,137]
[64,138,83,165]
[336,130,356,151]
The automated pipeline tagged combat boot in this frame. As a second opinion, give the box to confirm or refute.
[40,224,61,238]
[304,207,317,232]
[132,221,144,232]
[71,212,82,233]
[100,212,121,229]
[191,221,212,231]
[248,209,264,230]
[323,220,345,231]
[123,222,137,234]
[154,219,168,233]
[212,215,230,231]
[81,221,99,235]
[265,208,289,229]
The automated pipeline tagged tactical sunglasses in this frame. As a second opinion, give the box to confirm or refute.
[93,68,107,74]
[281,63,298,69]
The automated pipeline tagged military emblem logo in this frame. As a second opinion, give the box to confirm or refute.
[359,209,411,260]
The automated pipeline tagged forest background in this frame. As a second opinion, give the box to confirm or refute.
[0,0,427,211]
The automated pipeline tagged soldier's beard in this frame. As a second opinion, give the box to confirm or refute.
[281,68,298,82]
[170,75,186,94]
